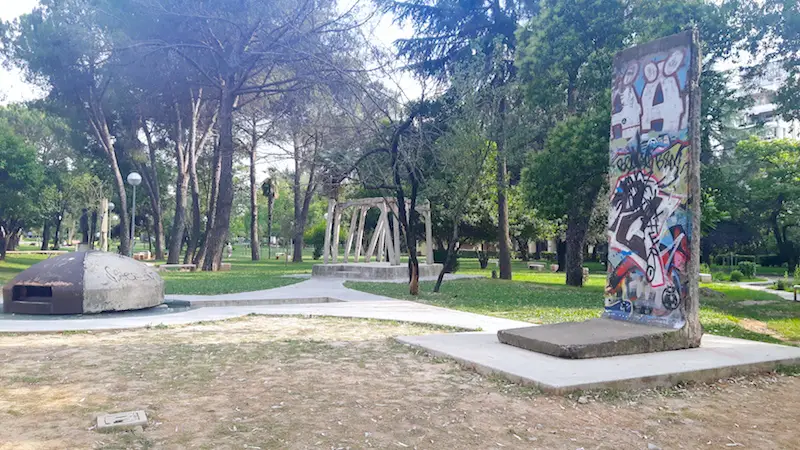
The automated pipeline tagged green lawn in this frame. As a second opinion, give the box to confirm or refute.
[347,261,800,344]
[0,246,315,295]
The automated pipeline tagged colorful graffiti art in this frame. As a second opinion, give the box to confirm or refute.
[604,32,696,329]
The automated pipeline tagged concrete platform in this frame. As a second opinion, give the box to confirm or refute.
[497,318,689,359]
[397,332,800,393]
[312,262,443,280]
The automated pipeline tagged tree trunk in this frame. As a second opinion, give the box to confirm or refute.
[565,216,589,287]
[292,133,305,263]
[41,221,51,251]
[267,196,274,259]
[534,241,543,260]
[8,230,20,251]
[90,210,98,250]
[495,96,512,280]
[148,194,165,260]
[141,123,165,260]
[409,256,419,295]
[249,144,260,261]
[195,137,221,267]
[434,220,460,293]
[111,158,130,256]
[203,81,235,271]
[86,102,129,256]
[185,164,202,264]
[556,239,567,272]
[168,170,189,264]
[0,228,6,261]
[517,238,530,261]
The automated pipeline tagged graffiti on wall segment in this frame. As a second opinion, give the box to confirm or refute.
[604,32,695,329]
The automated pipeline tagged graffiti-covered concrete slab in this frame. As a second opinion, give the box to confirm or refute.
[605,30,701,339]
[2,251,164,314]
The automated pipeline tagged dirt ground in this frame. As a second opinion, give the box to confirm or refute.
[0,316,798,450]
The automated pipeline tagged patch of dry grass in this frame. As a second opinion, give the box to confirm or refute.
[0,316,798,450]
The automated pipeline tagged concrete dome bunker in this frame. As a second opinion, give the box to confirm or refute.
[3,251,165,315]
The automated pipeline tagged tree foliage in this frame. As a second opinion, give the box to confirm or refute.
[522,106,609,285]
[0,124,45,258]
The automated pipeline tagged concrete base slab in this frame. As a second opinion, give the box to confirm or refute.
[397,332,800,393]
[312,262,443,280]
[497,318,689,359]
[96,410,147,432]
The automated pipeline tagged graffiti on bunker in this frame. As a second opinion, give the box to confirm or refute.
[605,34,695,329]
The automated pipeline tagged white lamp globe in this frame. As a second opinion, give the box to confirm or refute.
[127,172,142,186]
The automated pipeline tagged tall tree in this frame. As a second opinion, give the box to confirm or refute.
[731,138,800,269]
[355,101,441,295]
[521,108,609,286]
[126,0,362,270]
[0,104,75,250]
[4,0,133,254]
[515,0,626,275]
[382,0,527,280]
[261,172,279,259]
[0,124,45,259]
[742,0,800,120]
[236,97,282,261]
[516,0,627,116]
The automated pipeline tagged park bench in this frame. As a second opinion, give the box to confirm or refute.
[699,273,712,283]
[528,263,545,271]
[158,264,196,272]
[794,285,800,302]
[133,251,154,261]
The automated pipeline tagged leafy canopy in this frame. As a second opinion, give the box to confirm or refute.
[521,107,609,220]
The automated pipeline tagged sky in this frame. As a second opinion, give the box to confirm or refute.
[0,0,43,104]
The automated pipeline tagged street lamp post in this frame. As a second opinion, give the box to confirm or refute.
[103,201,115,252]
[127,172,142,256]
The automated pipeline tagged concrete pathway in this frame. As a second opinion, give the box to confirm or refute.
[736,281,797,301]
[0,276,528,333]
[166,278,392,304]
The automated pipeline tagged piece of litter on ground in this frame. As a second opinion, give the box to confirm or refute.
[96,410,147,432]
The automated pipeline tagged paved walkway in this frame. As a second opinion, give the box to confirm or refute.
[736,281,797,301]
[0,277,529,333]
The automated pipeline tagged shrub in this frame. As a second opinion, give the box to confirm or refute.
[775,278,788,291]
[712,271,729,282]
[729,270,744,282]
[477,251,490,269]
[758,254,782,267]
[699,263,710,273]
[304,222,327,260]
[794,265,800,281]
[738,261,756,278]
[541,251,556,262]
